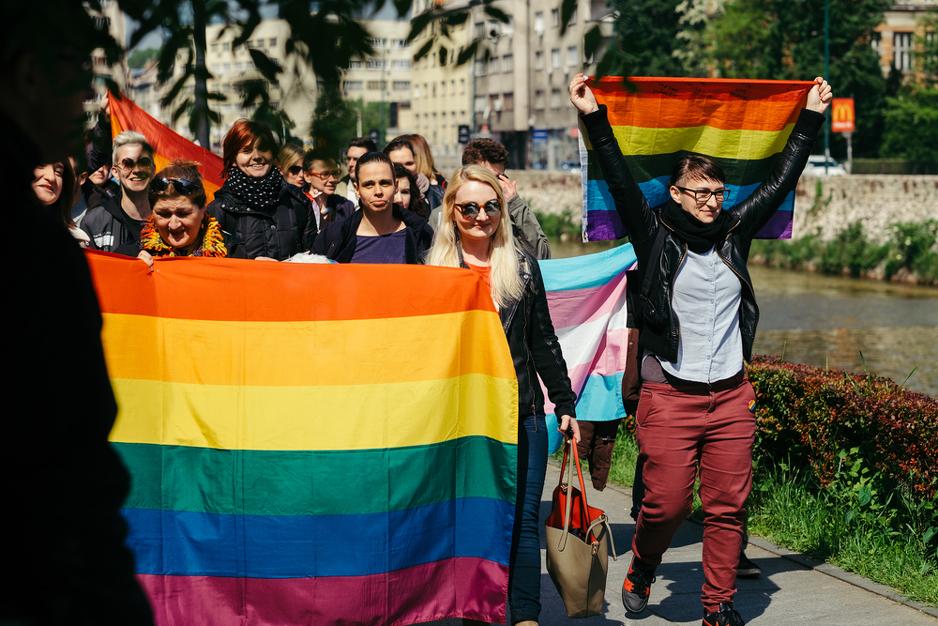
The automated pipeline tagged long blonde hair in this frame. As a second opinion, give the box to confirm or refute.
[406,133,440,180]
[426,166,524,308]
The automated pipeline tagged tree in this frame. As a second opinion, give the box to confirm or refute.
[918,8,938,85]
[127,47,159,69]
[597,0,691,77]
[709,0,890,157]
[881,87,938,163]
[117,0,502,149]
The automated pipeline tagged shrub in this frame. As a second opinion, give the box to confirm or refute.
[749,355,938,499]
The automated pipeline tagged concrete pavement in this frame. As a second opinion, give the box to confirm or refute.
[534,464,938,626]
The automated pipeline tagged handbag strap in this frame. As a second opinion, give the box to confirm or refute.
[556,437,594,551]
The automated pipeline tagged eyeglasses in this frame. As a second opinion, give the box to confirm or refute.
[150,176,201,196]
[312,169,340,179]
[455,199,501,219]
[117,156,154,171]
[287,165,303,175]
[676,186,729,204]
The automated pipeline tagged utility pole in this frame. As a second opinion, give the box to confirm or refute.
[823,0,830,175]
[192,0,210,149]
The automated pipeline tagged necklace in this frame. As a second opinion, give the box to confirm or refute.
[140,215,228,257]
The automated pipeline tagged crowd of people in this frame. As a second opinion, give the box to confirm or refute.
[9,3,833,625]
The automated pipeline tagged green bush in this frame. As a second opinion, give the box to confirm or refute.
[817,223,888,277]
[533,208,580,240]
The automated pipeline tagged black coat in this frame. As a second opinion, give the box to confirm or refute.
[2,114,153,623]
[311,206,433,264]
[208,181,315,260]
[79,188,145,256]
[582,105,824,363]
[498,250,578,420]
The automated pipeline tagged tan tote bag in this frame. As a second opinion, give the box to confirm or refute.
[545,437,617,618]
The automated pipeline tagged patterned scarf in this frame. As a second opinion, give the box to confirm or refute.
[221,164,283,211]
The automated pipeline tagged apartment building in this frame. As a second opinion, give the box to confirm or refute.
[873,1,938,77]
[342,20,415,142]
[408,1,473,170]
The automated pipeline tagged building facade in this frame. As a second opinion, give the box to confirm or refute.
[873,1,938,78]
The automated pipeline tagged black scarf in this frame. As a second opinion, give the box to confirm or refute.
[222,165,283,211]
[661,201,731,253]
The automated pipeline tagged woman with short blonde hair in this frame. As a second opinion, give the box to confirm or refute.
[427,165,579,626]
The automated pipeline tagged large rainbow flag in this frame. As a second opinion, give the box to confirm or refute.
[580,77,814,242]
[540,243,637,451]
[87,252,519,625]
[108,92,225,202]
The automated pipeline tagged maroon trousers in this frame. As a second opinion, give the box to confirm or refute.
[632,378,756,614]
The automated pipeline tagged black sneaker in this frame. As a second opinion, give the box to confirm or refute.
[736,551,761,579]
[703,602,745,626]
[621,558,655,614]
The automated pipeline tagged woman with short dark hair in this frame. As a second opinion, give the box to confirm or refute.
[570,73,832,626]
[207,119,315,260]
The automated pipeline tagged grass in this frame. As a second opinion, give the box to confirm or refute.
[604,428,938,606]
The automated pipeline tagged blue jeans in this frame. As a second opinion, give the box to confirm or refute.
[508,414,548,623]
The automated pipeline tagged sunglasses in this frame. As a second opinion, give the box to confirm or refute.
[287,165,303,175]
[455,199,501,219]
[150,176,201,196]
[117,156,154,171]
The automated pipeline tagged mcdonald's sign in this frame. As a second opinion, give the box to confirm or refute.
[831,97,855,133]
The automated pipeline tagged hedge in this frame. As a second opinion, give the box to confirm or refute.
[747,356,938,499]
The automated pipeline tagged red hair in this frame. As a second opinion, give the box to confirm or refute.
[221,119,277,177]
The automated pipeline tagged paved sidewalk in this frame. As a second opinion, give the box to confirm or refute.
[535,464,937,626]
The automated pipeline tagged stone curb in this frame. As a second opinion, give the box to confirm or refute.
[549,461,938,621]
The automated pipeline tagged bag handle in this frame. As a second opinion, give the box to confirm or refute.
[556,436,593,551]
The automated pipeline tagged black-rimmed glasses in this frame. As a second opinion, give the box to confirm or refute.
[455,199,501,219]
[676,186,729,204]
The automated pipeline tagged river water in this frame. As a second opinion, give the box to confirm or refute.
[551,240,938,397]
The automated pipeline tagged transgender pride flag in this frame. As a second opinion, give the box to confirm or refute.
[540,243,637,452]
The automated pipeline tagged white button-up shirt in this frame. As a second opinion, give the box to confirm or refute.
[659,246,744,383]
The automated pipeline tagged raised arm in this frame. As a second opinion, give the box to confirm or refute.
[735,77,832,239]
[569,73,658,247]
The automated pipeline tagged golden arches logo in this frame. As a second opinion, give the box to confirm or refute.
[831,98,855,132]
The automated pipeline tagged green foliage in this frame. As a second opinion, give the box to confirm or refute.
[126,47,159,70]
[599,0,692,77]
[918,9,938,86]
[534,209,580,240]
[751,220,938,285]
[710,0,890,158]
[817,223,887,277]
[309,84,358,159]
[881,88,938,163]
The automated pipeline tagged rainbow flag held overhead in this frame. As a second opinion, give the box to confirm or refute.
[540,243,637,452]
[108,92,225,202]
[580,77,814,242]
[87,252,519,626]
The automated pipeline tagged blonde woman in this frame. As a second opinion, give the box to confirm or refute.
[427,165,579,626]
[276,143,305,188]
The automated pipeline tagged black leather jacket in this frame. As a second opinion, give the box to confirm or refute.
[497,250,577,420]
[582,105,824,363]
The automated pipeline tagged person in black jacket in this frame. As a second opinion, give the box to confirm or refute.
[571,74,832,626]
[312,152,432,264]
[207,119,315,260]
[426,165,579,626]
[80,130,155,255]
[1,2,153,623]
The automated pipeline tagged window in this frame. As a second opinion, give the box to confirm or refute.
[894,31,913,71]
[366,80,387,90]
[568,5,578,25]
[268,37,277,47]
[476,59,486,76]
[344,80,363,92]
[503,92,514,111]
[474,22,484,39]
[534,11,544,34]
[349,60,363,69]
[551,88,561,108]
[551,48,560,69]
[534,89,545,110]
[567,45,578,67]
[393,80,411,90]
[460,78,466,94]
[535,50,544,70]
[503,53,513,72]
[551,8,560,27]
[367,59,386,70]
